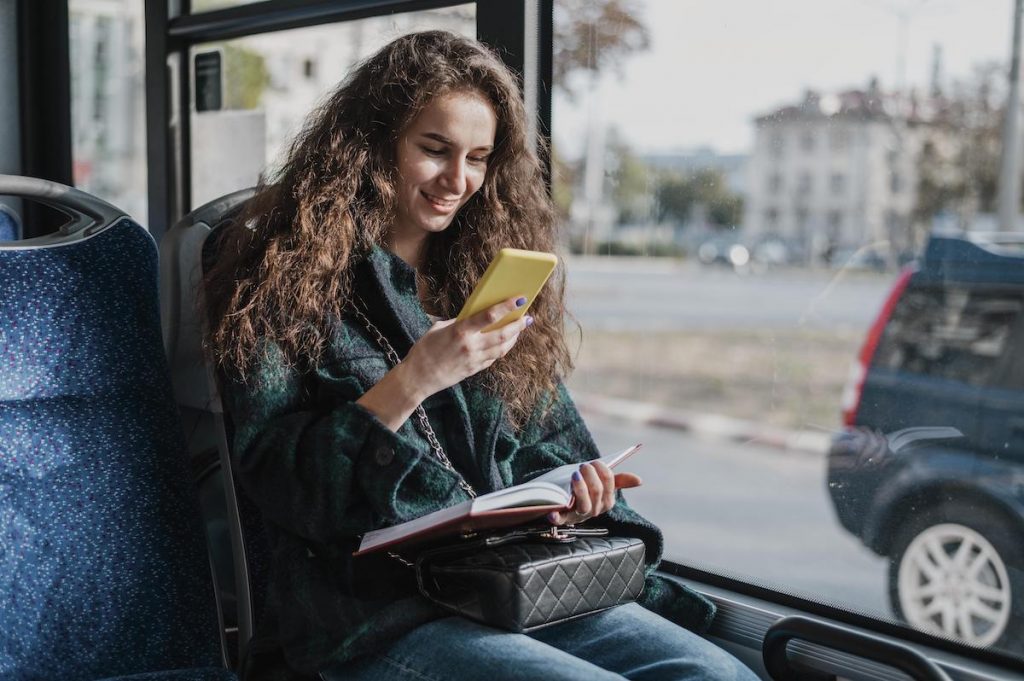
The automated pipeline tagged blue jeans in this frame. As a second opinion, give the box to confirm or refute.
[323,604,758,681]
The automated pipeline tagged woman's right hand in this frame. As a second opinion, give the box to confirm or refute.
[404,296,532,399]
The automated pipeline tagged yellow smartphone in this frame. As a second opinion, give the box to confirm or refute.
[456,248,558,332]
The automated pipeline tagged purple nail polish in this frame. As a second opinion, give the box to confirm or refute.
[524,315,534,327]
[572,470,582,482]
[515,297,527,307]
[547,512,559,524]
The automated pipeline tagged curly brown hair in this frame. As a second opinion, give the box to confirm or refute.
[203,30,573,428]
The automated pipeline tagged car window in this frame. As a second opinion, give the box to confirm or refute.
[873,286,1024,386]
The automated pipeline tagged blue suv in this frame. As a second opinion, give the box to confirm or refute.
[827,235,1024,653]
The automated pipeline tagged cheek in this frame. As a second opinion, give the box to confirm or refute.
[466,168,488,196]
[399,157,439,191]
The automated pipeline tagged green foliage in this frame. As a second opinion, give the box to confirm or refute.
[222,44,270,110]
[608,130,651,223]
[552,147,576,218]
[913,61,1003,225]
[577,240,687,257]
[654,168,742,227]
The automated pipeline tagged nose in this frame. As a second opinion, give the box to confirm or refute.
[439,157,467,195]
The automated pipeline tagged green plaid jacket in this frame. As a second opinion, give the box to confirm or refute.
[222,246,715,676]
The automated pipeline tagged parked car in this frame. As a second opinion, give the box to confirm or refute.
[697,236,750,268]
[827,235,1024,652]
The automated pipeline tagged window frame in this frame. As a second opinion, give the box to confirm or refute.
[144,0,553,241]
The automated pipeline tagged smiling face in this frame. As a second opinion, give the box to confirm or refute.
[390,89,498,259]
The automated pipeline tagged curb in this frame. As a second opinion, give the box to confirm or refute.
[572,392,831,455]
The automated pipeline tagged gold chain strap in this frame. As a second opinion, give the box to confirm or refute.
[349,297,477,499]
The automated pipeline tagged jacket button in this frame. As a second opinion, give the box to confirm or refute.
[375,446,395,466]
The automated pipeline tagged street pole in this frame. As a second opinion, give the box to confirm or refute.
[997,0,1024,232]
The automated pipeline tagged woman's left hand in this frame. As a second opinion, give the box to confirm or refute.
[547,461,643,526]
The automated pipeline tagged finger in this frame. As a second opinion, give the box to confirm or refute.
[613,472,643,489]
[480,315,526,352]
[465,295,526,332]
[591,461,616,511]
[570,468,593,517]
[579,462,604,515]
[547,509,573,525]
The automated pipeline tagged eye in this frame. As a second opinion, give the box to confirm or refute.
[468,154,490,165]
[421,146,445,156]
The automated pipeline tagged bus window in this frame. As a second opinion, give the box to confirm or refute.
[187,5,475,209]
[553,0,1024,661]
[69,0,147,222]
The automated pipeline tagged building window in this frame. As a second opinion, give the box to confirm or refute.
[767,173,783,193]
[797,172,812,195]
[827,210,842,232]
[800,131,815,152]
[764,207,779,229]
[890,172,902,193]
[303,58,316,79]
[769,132,785,157]
[830,173,845,195]
[829,127,848,150]
[796,208,809,229]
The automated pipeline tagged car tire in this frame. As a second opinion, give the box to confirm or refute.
[888,500,1024,651]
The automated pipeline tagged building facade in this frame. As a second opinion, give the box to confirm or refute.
[744,84,940,264]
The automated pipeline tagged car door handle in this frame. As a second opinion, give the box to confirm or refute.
[763,616,952,681]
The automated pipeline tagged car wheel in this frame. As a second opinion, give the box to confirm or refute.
[888,501,1023,650]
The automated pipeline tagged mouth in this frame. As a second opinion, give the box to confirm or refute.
[421,191,460,212]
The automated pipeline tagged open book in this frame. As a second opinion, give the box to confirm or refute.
[354,444,643,555]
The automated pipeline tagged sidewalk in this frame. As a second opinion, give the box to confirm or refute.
[572,391,832,455]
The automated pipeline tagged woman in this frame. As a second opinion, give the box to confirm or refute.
[205,30,758,681]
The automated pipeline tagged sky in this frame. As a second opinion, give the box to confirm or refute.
[552,0,1014,158]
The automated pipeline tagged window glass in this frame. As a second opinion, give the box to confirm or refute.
[190,0,263,11]
[188,5,475,208]
[69,0,147,222]
[553,0,1024,659]
[875,287,1023,386]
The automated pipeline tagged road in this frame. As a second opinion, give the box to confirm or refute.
[565,257,895,331]
[585,411,892,619]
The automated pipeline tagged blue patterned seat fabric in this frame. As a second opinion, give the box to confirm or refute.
[0,218,235,680]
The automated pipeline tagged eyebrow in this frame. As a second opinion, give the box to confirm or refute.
[421,132,493,151]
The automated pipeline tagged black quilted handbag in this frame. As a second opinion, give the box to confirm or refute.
[415,527,646,632]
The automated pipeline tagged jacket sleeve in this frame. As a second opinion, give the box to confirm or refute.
[221,342,471,545]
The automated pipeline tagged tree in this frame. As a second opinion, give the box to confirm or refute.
[554,0,650,99]
[607,129,651,223]
[913,61,1004,230]
[654,168,742,228]
[222,44,271,111]
[654,173,697,224]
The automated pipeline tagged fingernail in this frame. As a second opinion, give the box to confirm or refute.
[524,315,534,327]
[547,512,559,524]
[572,470,582,482]
[515,297,527,307]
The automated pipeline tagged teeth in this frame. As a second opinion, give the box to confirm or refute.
[425,193,457,208]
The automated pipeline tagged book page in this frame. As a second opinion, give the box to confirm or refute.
[472,480,569,513]
[528,444,643,489]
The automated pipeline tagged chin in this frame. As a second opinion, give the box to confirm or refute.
[418,217,457,234]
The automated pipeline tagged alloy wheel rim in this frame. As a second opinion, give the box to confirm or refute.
[898,522,1011,648]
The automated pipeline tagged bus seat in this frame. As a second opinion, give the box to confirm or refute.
[0,203,21,240]
[0,175,235,681]
[160,189,275,673]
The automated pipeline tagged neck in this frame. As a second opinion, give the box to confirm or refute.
[386,229,429,273]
